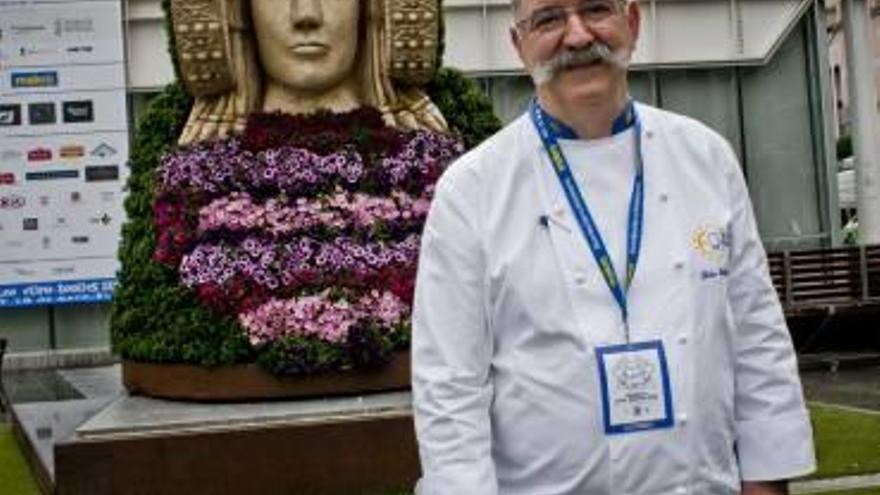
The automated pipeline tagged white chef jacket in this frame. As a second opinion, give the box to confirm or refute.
[411,102,816,495]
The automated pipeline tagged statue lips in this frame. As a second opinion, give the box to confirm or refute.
[290,42,330,56]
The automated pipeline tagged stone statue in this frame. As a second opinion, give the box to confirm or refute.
[170,0,448,144]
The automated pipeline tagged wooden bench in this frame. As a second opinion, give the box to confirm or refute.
[767,245,880,316]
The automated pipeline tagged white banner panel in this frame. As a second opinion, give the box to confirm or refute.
[0,0,129,307]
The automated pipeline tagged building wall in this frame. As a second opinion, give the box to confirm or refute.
[825,0,880,136]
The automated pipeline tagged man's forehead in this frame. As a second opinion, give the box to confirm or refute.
[518,0,626,11]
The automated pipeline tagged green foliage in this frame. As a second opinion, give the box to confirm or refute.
[837,134,853,160]
[112,71,499,368]
[112,83,254,367]
[428,68,502,149]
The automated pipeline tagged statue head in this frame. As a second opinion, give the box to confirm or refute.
[171,0,447,144]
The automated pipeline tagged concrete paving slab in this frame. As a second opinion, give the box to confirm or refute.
[13,397,119,478]
[78,390,413,439]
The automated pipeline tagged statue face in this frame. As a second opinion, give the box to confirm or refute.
[251,0,360,93]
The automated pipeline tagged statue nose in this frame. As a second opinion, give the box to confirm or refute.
[290,0,323,29]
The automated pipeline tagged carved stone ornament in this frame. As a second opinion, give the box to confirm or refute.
[171,0,237,96]
[385,0,440,85]
[172,0,440,98]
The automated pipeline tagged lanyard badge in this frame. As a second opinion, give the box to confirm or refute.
[531,100,674,435]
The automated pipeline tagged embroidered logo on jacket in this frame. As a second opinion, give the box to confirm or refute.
[692,224,730,280]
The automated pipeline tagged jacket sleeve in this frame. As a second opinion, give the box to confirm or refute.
[721,141,817,481]
[412,168,498,495]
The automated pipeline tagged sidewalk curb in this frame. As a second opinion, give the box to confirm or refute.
[792,473,880,494]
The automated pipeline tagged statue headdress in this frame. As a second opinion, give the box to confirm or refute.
[170,0,447,144]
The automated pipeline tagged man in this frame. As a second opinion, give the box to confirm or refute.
[411,0,816,494]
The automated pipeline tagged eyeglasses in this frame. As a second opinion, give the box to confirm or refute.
[515,0,625,36]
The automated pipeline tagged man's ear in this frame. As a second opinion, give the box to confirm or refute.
[626,1,641,45]
[510,26,523,57]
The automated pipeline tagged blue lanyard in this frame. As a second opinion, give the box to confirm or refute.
[530,99,645,342]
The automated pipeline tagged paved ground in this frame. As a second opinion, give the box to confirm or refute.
[0,361,877,492]
[801,365,880,412]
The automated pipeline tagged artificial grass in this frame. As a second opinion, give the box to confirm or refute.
[0,424,39,495]
[811,490,880,495]
[810,404,880,479]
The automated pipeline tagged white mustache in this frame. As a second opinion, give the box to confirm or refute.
[530,43,630,86]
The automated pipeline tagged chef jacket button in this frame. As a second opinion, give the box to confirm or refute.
[678,413,689,425]
[659,193,669,203]
[574,274,587,286]
[646,130,655,139]
[677,334,688,344]
[674,261,685,271]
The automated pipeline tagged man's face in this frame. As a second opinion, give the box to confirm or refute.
[251,0,360,93]
[511,0,640,104]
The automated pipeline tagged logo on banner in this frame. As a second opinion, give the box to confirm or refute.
[0,105,22,126]
[23,218,38,231]
[26,170,79,181]
[28,103,57,125]
[62,100,94,123]
[0,195,26,209]
[85,165,118,182]
[0,173,16,185]
[89,213,112,226]
[55,18,95,35]
[27,148,53,162]
[66,45,94,54]
[59,145,85,159]
[91,143,117,158]
[8,24,47,35]
[1,150,23,161]
[12,71,59,88]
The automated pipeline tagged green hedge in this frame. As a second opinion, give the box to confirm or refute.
[111,70,500,367]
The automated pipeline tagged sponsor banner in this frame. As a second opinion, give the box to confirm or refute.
[0,1,124,67]
[0,1,128,307]
[26,169,80,181]
[11,70,59,89]
[0,104,22,126]
[0,278,115,307]
[0,90,125,134]
[1,63,124,94]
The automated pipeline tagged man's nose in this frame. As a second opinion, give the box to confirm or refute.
[561,12,597,49]
[291,0,323,30]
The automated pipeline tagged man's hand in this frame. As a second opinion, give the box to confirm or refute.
[742,481,789,495]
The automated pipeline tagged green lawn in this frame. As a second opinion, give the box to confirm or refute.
[0,424,39,495]
[810,490,880,495]
[809,403,880,479]
[0,404,878,495]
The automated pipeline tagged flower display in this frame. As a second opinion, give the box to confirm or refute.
[152,109,464,374]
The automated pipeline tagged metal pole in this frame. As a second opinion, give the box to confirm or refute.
[842,0,880,244]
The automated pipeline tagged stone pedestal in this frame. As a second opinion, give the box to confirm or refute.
[54,391,419,495]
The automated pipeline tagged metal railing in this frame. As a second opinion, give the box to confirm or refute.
[767,245,880,316]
